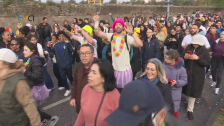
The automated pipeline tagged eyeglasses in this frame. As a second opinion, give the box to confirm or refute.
[79,52,93,57]
[10,44,18,46]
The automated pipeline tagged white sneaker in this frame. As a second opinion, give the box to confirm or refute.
[48,87,55,92]
[215,88,220,95]
[211,82,216,88]
[58,87,65,90]
[64,90,71,97]
[209,75,212,79]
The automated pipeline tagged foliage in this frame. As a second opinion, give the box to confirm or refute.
[108,0,116,4]
[68,0,76,4]
[79,0,88,4]
[60,0,65,4]
[3,0,15,5]
[172,0,194,6]
[46,0,57,6]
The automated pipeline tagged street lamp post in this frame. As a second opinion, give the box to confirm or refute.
[164,0,173,23]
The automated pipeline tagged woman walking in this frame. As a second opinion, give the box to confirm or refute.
[23,43,59,126]
[74,59,120,126]
[182,35,210,120]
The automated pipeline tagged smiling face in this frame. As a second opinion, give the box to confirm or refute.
[10,40,20,52]
[30,37,37,45]
[2,31,11,42]
[115,23,123,34]
[87,64,104,88]
[145,62,158,81]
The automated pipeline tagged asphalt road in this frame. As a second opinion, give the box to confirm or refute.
[40,64,224,126]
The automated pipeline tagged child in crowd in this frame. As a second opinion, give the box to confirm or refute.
[163,50,188,119]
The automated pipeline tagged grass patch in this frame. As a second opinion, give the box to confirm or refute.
[213,111,224,126]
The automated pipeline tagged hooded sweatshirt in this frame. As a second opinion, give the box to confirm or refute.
[0,61,40,126]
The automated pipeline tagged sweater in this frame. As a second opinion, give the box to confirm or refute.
[0,61,40,126]
[74,85,120,126]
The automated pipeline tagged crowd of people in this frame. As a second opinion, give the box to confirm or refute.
[1,10,224,126]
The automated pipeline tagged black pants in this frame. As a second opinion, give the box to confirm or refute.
[211,56,223,88]
[159,47,164,62]
[53,63,63,88]
[59,66,73,90]
[38,108,51,122]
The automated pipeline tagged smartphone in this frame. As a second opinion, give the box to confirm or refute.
[187,51,192,55]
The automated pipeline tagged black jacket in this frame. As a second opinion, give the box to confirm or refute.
[24,55,45,87]
[0,41,10,49]
[64,24,71,32]
[39,23,52,39]
[138,77,174,115]
[176,31,184,52]
[36,29,43,45]
[156,81,174,115]
[131,47,141,75]
[141,35,160,63]
[164,34,179,50]
[182,45,210,98]
[206,32,220,46]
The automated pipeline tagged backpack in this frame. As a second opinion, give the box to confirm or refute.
[110,34,133,61]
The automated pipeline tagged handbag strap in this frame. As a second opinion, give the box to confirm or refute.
[94,92,106,126]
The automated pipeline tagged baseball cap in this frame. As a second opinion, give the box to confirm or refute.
[105,79,165,126]
[191,35,205,46]
[0,48,17,63]
[26,23,32,27]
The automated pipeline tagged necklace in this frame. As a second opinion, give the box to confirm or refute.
[24,58,30,69]
[82,39,90,45]
[112,32,126,57]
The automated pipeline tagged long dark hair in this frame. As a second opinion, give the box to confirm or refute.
[92,59,116,92]
[140,24,147,38]
[25,43,39,56]
[184,44,206,57]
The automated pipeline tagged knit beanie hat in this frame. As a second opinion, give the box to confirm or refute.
[82,25,93,36]
[112,18,125,31]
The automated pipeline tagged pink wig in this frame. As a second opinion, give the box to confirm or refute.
[112,18,125,31]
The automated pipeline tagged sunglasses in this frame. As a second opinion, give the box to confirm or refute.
[10,44,18,46]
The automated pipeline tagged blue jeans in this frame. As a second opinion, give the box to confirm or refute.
[43,65,54,89]
[59,66,73,90]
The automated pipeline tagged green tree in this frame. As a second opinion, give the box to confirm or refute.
[109,0,116,4]
[68,0,76,4]
[79,0,88,4]
[60,0,65,4]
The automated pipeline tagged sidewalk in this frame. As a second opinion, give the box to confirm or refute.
[179,73,224,126]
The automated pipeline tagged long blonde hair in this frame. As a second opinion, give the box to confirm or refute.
[143,58,168,84]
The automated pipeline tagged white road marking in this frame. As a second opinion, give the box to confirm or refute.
[42,97,70,110]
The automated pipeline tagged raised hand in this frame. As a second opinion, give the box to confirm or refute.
[93,13,100,22]
[125,22,133,34]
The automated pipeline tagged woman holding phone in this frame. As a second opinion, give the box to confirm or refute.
[182,35,210,120]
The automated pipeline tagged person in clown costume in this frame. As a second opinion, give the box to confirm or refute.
[93,14,143,93]
[63,25,98,58]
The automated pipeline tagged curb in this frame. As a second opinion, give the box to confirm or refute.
[204,94,224,126]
